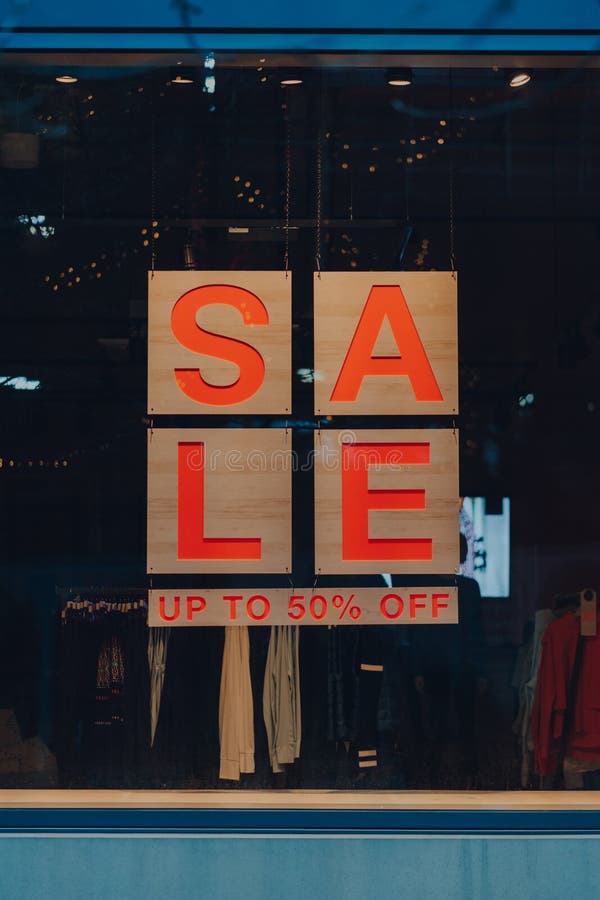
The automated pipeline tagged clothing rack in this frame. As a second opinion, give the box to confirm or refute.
[56,586,149,620]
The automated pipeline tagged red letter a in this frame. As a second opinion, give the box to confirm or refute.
[330,285,443,403]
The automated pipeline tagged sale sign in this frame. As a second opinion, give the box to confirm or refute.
[147,428,292,574]
[314,272,457,416]
[146,271,460,625]
[148,271,292,415]
[314,428,459,574]
[148,587,458,627]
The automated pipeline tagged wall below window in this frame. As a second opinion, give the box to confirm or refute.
[0,794,599,900]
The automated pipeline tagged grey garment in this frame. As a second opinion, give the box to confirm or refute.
[513,608,554,786]
[511,642,532,692]
[263,625,301,773]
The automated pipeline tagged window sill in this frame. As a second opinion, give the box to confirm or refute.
[0,789,599,810]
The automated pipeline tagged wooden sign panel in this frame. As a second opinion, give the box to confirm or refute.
[314,428,459,575]
[148,271,292,415]
[148,586,458,627]
[314,271,458,416]
[147,428,292,574]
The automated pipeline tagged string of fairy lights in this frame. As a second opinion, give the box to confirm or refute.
[0,429,139,474]
[41,223,161,293]
[32,66,477,287]
[233,176,266,210]
[330,118,461,174]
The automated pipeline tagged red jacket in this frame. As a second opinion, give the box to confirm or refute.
[532,611,600,777]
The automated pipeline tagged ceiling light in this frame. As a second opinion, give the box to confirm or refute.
[280,71,303,87]
[170,66,195,85]
[509,71,531,88]
[55,74,78,84]
[387,68,412,87]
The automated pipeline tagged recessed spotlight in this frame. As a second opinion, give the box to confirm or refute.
[509,71,531,88]
[55,75,78,84]
[387,68,412,87]
[280,70,303,87]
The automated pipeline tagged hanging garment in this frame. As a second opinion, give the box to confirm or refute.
[219,626,255,781]
[248,629,271,786]
[406,575,484,785]
[327,625,356,743]
[151,628,222,785]
[263,625,301,773]
[93,635,125,737]
[353,628,385,774]
[511,637,533,785]
[532,610,600,777]
[512,608,553,787]
[148,628,170,748]
[58,600,150,788]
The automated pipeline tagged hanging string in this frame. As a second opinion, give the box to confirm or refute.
[150,110,157,276]
[284,111,291,275]
[448,68,457,277]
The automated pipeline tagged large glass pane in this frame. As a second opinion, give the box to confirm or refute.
[0,57,598,790]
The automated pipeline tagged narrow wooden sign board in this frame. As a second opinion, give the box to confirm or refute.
[148,587,459,627]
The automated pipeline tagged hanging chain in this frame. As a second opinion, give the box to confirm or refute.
[315,125,323,276]
[284,112,291,275]
[150,111,157,276]
[449,162,456,276]
[448,68,457,278]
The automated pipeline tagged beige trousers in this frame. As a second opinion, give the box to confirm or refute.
[219,626,255,781]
